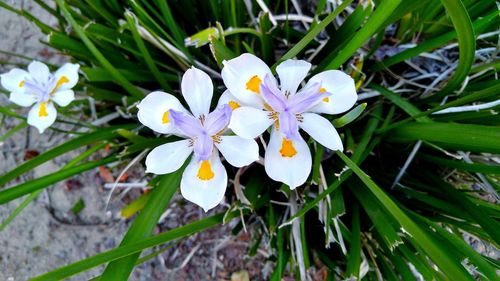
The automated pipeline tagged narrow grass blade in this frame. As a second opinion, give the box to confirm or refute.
[321,0,401,71]
[31,211,240,281]
[388,122,500,154]
[55,0,144,98]
[100,171,183,280]
[0,156,118,204]
[272,0,353,69]
[336,151,472,280]
[427,0,476,99]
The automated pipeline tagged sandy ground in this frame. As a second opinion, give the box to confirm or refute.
[0,1,269,280]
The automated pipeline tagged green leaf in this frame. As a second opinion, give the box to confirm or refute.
[31,211,241,281]
[0,126,130,187]
[428,0,476,99]
[333,103,367,128]
[336,150,475,280]
[272,0,353,69]
[418,154,500,174]
[185,27,219,47]
[0,156,118,204]
[387,122,500,154]
[321,0,402,71]
[71,198,86,214]
[125,11,172,92]
[56,0,144,98]
[345,203,361,278]
[100,171,183,280]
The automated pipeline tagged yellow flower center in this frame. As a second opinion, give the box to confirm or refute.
[197,160,215,180]
[246,75,262,94]
[19,80,25,87]
[280,138,297,158]
[162,111,170,124]
[51,76,69,95]
[228,101,240,110]
[319,87,329,103]
[39,102,49,117]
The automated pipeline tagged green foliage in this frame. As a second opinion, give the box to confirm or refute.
[0,0,498,280]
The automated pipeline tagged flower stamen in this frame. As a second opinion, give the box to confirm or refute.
[19,80,25,87]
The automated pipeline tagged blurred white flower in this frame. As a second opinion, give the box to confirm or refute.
[0,61,79,133]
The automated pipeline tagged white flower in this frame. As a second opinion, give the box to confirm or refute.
[137,66,260,212]
[0,61,79,133]
[220,53,357,189]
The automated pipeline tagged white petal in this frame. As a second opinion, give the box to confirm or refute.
[53,63,79,91]
[28,61,50,84]
[217,89,243,110]
[215,136,259,167]
[181,66,213,118]
[1,68,30,94]
[52,90,75,107]
[276,59,311,95]
[145,139,193,174]
[228,106,274,139]
[221,53,276,108]
[27,102,57,134]
[9,91,37,107]
[180,152,228,212]
[264,128,311,189]
[299,113,343,151]
[307,70,357,114]
[137,91,188,135]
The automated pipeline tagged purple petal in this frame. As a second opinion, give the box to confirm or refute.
[193,132,214,160]
[278,111,300,140]
[260,74,287,112]
[287,82,330,113]
[169,109,204,138]
[204,104,232,135]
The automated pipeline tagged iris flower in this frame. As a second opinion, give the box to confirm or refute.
[0,61,79,133]
[220,54,357,189]
[137,67,259,211]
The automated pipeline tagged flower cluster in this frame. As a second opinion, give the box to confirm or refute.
[1,54,357,212]
[138,53,357,211]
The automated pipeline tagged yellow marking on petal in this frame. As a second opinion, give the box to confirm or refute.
[197,160,215,181]
[319,87,329,102]
[246,75,262,94]
[19,80,25,87]
[162,111,170,124]
[280,138,297,158]
[228,101,240,110]
[50,76,69,95]
[38,102,49,117]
